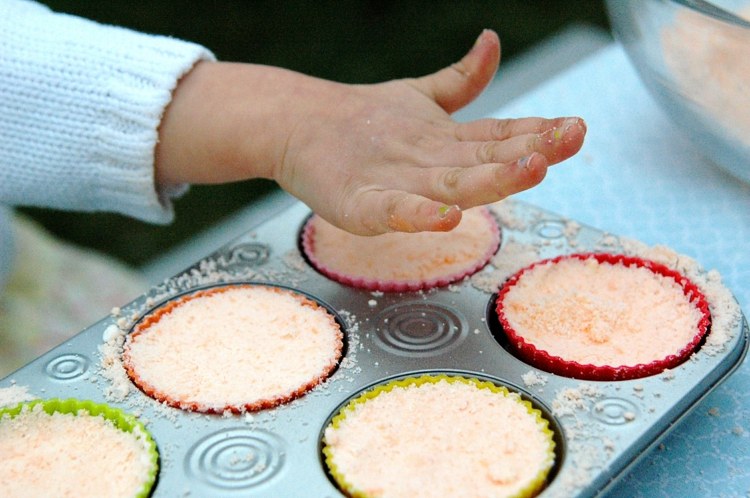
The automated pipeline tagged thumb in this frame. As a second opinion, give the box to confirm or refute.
[412,29,500,114]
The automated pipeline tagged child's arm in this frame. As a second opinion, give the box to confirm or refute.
[155,30,586,235]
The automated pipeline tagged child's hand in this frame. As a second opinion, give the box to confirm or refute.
[155,30,586,235]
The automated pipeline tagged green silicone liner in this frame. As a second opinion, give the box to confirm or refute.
[322,374,556,498]
[0,398,159,498]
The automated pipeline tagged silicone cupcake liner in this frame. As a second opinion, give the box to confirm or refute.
[495,253,712,381]
[322,374,555,498]
[0,398,159,498]
[301,208,501,292]
[123,284,343,414]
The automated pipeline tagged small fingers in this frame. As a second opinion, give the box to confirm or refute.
[454,116,581,142]
[319,153,546,236]
[425,152,549,208]
[411,29,500,114]
[439,117,586,168]
[534,117,586,164]
[336,190,463,236]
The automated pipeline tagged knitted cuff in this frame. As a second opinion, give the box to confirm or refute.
[0,0,216,223]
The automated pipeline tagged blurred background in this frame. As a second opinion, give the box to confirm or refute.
[25,0,611,270]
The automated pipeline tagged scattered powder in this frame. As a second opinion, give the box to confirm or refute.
[521,370,549,389]
[336,309,361,374]
[282,249,309,273]
[101,323,121,343]
[619,240,741,353]
[564,220,581,239]
[551,384,603,418]
[546,383,614,497]
[0,385,36,408]
[596,234,620,249]
[661,369,676,382]
[471,240,540,293]
[95,247,331,411]
[98,324,132,402]
[489,199,530,231]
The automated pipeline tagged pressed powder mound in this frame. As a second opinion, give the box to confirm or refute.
[495,253,711,381]
[123,284,344,413]
[301,207,500,292]
[322,374,556,498]
[0,399,158,498]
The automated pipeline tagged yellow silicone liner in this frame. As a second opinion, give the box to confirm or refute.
[322,374,556,498]
[0,398,159,498]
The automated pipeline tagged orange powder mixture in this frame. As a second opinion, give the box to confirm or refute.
[124,285,342,412]
[0,406,152,498]
[324,380,553,498]
[308,207,498,282]
[502,257,704,366]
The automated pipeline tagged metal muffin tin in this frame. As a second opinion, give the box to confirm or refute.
[2,191,747,498]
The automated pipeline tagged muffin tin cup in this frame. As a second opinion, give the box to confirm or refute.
[0,398,159,498]
[495,252,712,381]
[123,283,345,414]
[321,372,558,498]
[0,193,747,497]
[300,207,501,292]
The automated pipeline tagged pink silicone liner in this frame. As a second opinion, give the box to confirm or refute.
[495,253,712,381]
[301,208,501,292]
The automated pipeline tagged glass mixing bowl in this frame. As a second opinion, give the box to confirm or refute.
[606,0,750,184]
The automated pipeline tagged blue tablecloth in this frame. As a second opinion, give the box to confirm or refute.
[493,43,750,497]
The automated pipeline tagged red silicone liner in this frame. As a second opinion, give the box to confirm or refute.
[495,253,712,381]
[301,208,501,292]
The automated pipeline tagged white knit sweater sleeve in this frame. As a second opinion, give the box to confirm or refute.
[0,0,216,223]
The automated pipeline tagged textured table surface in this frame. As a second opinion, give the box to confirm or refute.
[495,42,750,497]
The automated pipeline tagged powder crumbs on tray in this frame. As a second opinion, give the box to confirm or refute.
[546,383,616,498]
[0,385,36,408]
[522,371,549,390]
[489,199,530,231]
[471,240,540,294]
[98,323,132,401]
[551,384,603,418]
[619,240,741,353]
[282,249,309,273]
[96,242,326,412]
